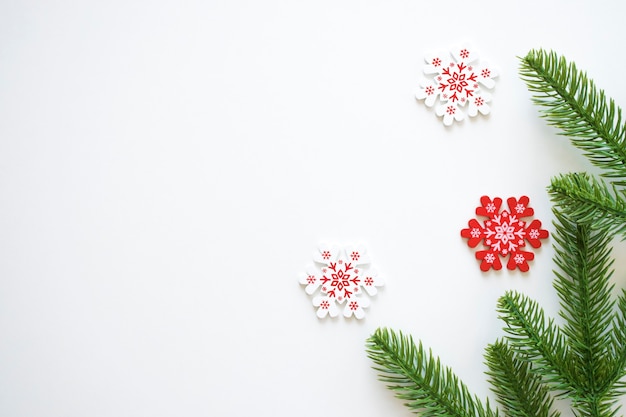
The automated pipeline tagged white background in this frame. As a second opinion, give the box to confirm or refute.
[1,1,626,416]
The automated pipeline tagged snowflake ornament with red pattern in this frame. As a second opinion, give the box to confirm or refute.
[299,244,383,319]
[461,196,549,272]
[416,43,498,126]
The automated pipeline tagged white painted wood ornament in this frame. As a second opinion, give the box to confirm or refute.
[299,244,384,319]
[416,43,498,126]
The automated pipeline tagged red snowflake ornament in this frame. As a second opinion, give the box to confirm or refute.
[461,196,549,272]
[299,244,384,319]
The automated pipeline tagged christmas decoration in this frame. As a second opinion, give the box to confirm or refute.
[299,244,383,319]
[416,43,498,126]
[461,195,549,272]
[367,49,626,417]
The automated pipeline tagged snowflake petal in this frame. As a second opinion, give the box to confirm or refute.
[423,51,448,74]
[476,250,503,271]
[314,244,339,264]
[468,92,492,117]
[476,62,499,89]
[416,80,439,107]
[313,295,339,318]
[461,219,486,248]
[361,270,383,296]
[477,196,502,217]
[343,297,370,319]
[524,219,549,248]
[507,196,534,217]
[344,244,370,265]
[507,250,534,272]
[302,280,319,295]
[436,103,465,126]
[470,104,491,117]
[451,44,479,64]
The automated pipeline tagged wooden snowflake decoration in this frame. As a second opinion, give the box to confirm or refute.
[299,244,383,319]
[416,43,498,126]
[461,196,549,272]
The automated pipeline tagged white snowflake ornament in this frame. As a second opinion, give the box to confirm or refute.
[416,43,498,126]
[299,244,383,319]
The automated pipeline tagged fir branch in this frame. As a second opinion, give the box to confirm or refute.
[485,340,559,417]
[497,291,574,393]
[551,209,619,417]
[551,209,615,360]
[366,328,497,417]
[519,49,626,186]
[548,172,626,238]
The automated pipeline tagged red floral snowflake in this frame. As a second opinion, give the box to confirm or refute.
[299,244,384,319]
[461,196,549,272]
[416,43,498,126]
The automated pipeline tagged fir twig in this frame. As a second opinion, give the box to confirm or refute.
[485,340,559,417]
[366,328,497,417]
[496,291,574,394]
[551,209,619,417]
[548,172,626,238]
[519,49,626,186]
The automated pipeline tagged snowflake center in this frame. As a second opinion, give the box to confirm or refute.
[448,72,468,92]
[494,222,516,244]
[440,62,477,102]
[331,270,350,290]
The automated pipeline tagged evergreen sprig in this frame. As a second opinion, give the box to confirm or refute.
[366,49,626,417]
[519,49,626,186]
[484,340,559,417]
[549,172,626,237]
[498,210,626,417]
[496,290,573,393]
[520,49,626,238]
[366,327,498,417]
